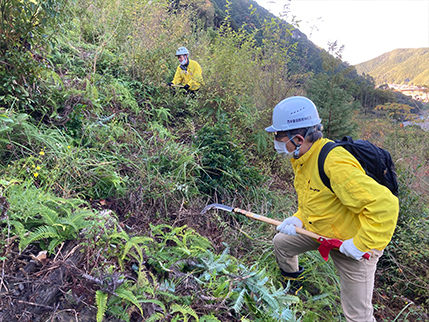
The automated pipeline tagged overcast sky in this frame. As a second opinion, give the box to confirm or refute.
[254,0,429,65]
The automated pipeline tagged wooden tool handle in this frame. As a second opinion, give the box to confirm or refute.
[233,208,323,240]
[232,207,372,260]
[234,208,282,225]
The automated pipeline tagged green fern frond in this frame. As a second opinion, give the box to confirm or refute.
[138,298,166,313]
[115,287,143,316]
[232,288,247,313]
[199,249,233,278]
[176,247,191,256]
[40,207,59,226]
[268,285,299,304]
[56,218,78,234]
[258,288,278,309]
[109,230,129,241]
[190,245,212,254]
[182,230,211,251]
[213,279,229,297]
[121,240,133,260]
[8,220,26,238]
[59,210,94,231]
[130,236,153,245]
[5,182,96,252]
[270,307,296,321]
[48,238,64,252]
[237,268,290,310]
[216,244,231,267]
[136,265,150,288]
[145,312,165,322]
[149,223,172,234]
[170,303,199,322]
[52,223,67,231]
[150,224,185,246]
[106,305,130,322]
[95,290,108,322]
[200,315,221,322]
[124,236,152,260]
[153,289,181,303]
[20,225,59,250]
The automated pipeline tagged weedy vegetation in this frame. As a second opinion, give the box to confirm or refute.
[0,0,428,321]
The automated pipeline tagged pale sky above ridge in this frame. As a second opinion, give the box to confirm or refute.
[254,0,429,65]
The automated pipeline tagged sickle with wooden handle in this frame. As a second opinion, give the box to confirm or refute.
[201,203,371,261]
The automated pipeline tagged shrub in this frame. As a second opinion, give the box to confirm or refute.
[0,0,66,112]
[193,118,264,196]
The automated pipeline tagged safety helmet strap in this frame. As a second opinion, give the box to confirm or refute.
[285,131,301,159]
[285,131,300,148]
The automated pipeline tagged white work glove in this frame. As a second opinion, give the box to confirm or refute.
[276,217,303,236]
[339,238,366,260]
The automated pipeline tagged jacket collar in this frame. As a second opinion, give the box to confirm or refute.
[180,58,190,71]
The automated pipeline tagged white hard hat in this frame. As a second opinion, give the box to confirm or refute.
[176,47,189,56]
[265,96,321,132]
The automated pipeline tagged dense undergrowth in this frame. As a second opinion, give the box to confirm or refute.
[1,0,428,321]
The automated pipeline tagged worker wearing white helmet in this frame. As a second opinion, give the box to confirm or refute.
[267,96,398,322]
[168,46,204,95]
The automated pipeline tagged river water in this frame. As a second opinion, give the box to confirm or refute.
[402,111,429,131]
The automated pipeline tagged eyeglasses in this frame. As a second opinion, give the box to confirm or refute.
[274,132,289,140]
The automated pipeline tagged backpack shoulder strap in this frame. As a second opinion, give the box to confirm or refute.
[318,141,337,193]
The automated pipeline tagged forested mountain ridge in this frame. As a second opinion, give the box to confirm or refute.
[355,48,429,85]
[206,0,425,110]
[201,0,327,75]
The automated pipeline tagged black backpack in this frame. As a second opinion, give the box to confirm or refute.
[318,136,399,196]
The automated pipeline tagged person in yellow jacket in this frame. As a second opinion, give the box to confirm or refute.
[265,96,399,322]
[168,47,203,96]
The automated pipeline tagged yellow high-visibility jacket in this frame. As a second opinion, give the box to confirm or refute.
[290,138,399,252]
[172,59,204,91]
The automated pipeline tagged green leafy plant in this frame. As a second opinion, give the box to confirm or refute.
[3,182,98,252]
[91,258,167,322]
[95,290,108,322]
[170,303,199,322]
[0,0,66,111]
[108,230,153,269]
[199,315,221,322]
[193,119,264,196]
[194,244,299,321]
[148,224,212,266]
[95,281,145,322]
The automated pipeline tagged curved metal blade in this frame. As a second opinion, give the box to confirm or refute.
[200,203,233,214]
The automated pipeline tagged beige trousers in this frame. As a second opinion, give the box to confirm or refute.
[273,233,383,322]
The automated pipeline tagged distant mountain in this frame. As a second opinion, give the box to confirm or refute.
[355,48,429,85]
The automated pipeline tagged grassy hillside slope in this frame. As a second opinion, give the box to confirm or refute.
[355,48,429,85]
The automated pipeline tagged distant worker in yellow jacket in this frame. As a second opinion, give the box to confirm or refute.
[168,46,204,96]
[265,96,399,322]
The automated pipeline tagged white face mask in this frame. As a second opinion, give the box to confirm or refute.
[274,136,297,159]
[180,56,188,65]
